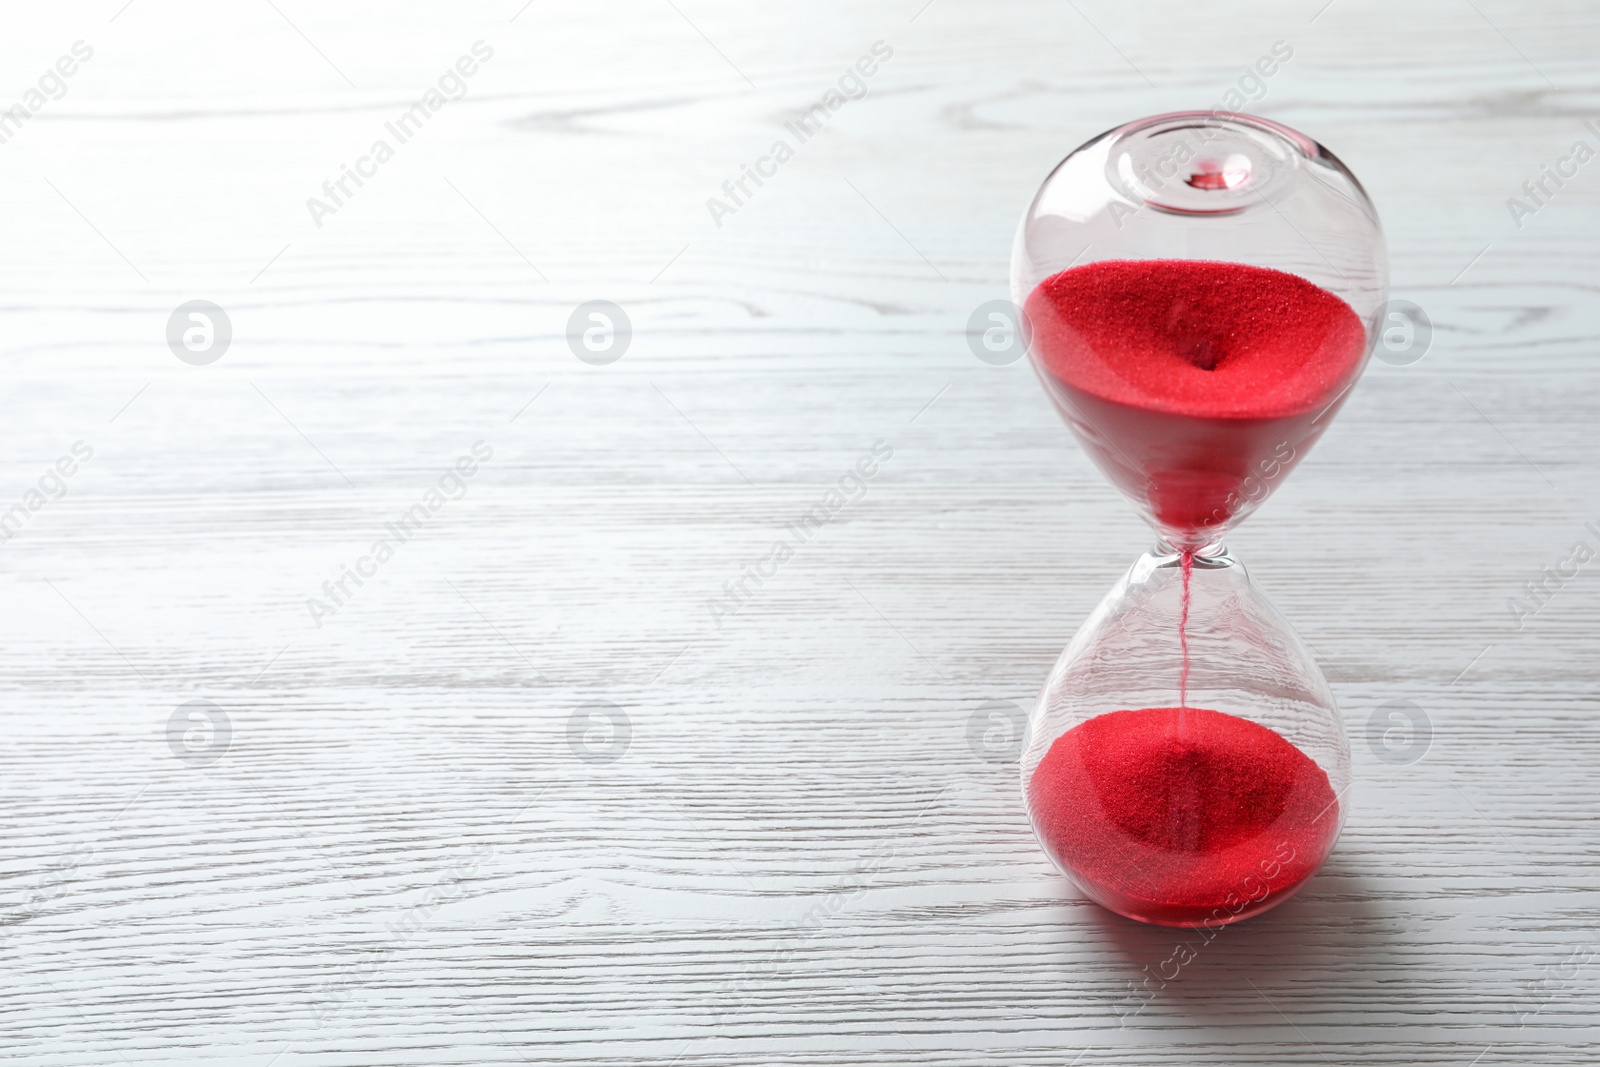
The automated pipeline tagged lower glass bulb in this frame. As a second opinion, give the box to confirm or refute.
[1022,546,1350,927]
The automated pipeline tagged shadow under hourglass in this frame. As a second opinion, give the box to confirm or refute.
[1080,850,1398,1027]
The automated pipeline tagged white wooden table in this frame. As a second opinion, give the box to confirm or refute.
[2,1,1597,1063]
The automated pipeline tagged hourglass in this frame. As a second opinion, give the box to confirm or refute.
[1012,113,1387,927]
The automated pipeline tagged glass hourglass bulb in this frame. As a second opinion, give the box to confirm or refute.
[1011,112,1387,927]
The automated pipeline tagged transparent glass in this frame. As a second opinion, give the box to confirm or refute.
[1011,110,1387,548]
[1022,545,1347,926]
[1012,113,1385,927]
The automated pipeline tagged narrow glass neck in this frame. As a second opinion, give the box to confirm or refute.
[1153,537,1228,563]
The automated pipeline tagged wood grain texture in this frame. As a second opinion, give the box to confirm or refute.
[0,0,1597,1063]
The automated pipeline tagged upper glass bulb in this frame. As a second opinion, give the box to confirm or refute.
[1010,111,1388,549]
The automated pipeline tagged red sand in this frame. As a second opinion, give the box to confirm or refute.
[1024,259,1367,538]
[1027,706,1338,926]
